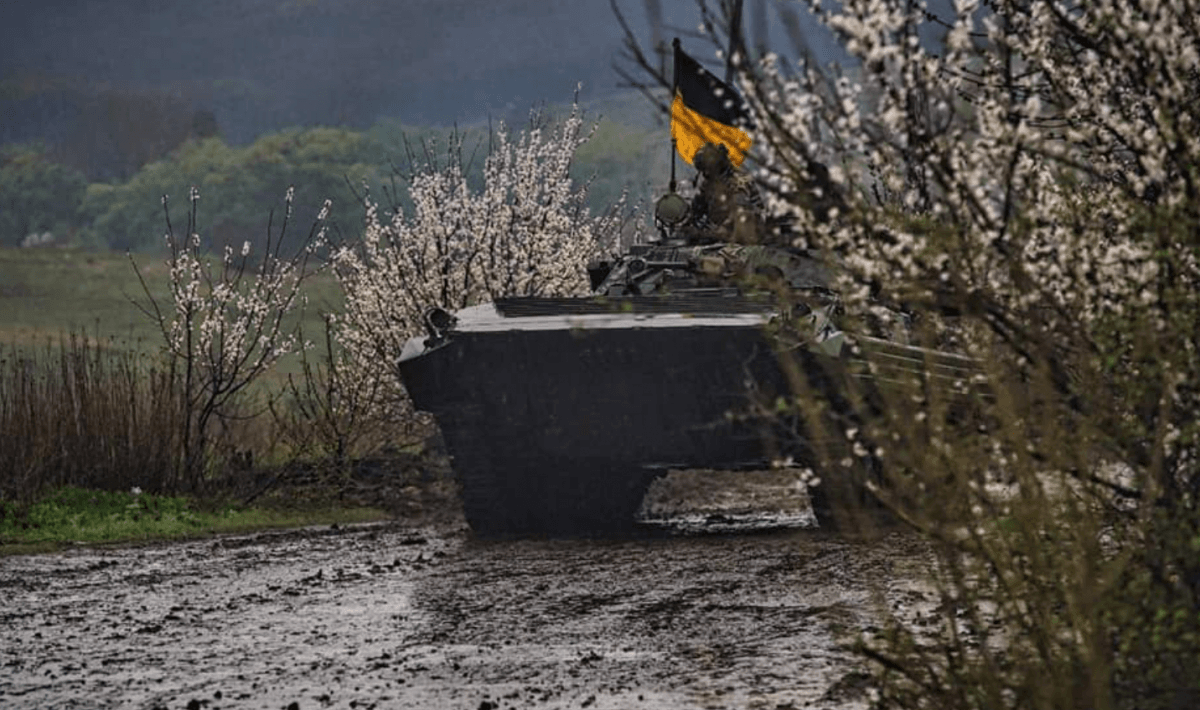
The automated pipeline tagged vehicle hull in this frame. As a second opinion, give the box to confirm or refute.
[399,306,798,535]
[398,296,979,536]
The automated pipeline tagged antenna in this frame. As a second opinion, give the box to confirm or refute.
[670,139,677,193]
[725,0,744,85]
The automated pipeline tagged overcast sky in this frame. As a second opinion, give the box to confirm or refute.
[1,0,848,142]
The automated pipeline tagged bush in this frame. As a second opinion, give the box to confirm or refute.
[83,129,381,252]
[620,0,1200,707]
[330,96,639,418]
[0,144,88,247]
[128,186,326,490]
[0,333,184,502]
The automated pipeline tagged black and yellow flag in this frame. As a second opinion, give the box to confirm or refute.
[671,38,753,167]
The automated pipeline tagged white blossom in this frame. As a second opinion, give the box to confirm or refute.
[330,97,635,415]
[138,187,321,468]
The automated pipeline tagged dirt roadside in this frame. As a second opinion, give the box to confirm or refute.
[0,474,938,710]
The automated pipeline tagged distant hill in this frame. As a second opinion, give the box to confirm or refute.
[0,1,671,148]
[1,0,850,165]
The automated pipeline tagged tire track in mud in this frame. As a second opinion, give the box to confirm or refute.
[1,521,936,709]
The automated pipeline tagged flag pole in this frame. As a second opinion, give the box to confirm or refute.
[670,37,681,193]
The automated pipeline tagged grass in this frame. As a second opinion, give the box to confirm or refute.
[0,247,164,349]
[0,485,389,555]
[0,245,402,554]
[0,245,346,386]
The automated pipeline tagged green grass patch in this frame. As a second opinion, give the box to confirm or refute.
[0,486,388,553]
[0,245,346,388]
[0,247,165,349]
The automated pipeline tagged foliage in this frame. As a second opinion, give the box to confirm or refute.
[6,103,661,253]
[0,143,88,247]
[269,315,409,472]
[0,332,183,502]
[330,96,640,417]
[129,186,326,489]
[83,137,231,252]
[621,0,1200,707]
[83,128,380,252]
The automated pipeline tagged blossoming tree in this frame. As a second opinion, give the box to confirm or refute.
[621,0,1198,705]
[329,97,634,419]
[132,186,326,489]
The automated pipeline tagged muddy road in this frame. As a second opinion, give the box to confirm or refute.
[1,481,936,710]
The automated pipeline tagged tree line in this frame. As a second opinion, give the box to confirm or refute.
[0,106,664,253]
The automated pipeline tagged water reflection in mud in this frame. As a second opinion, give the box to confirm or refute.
[1,488,935,709]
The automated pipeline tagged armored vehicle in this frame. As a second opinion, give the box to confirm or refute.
[397,186,977,536]
[397,28,980,536]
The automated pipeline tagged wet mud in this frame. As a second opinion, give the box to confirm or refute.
[1,476,937,710]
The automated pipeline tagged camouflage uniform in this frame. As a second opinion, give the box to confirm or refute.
[686,143,764,244]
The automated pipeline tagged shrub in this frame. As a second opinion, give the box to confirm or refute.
[0,144,88,247]
[269,315,405,473]
[620,0,1200,707]
[0,333,183,502]
[330,95,638,418]
[129,186,326,490]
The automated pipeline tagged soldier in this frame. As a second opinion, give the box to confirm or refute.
[685,142,764,244]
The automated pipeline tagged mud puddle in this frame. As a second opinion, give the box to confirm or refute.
[1,480,936,710]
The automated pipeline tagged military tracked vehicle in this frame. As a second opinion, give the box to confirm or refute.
[398,24,980,536]
[397,184,978,536]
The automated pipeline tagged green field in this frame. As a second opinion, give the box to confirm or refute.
[0,246,345,381]
[0,247,163,347]
[0,245,404,553]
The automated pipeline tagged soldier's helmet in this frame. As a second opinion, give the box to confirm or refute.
[693,143,732,179]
